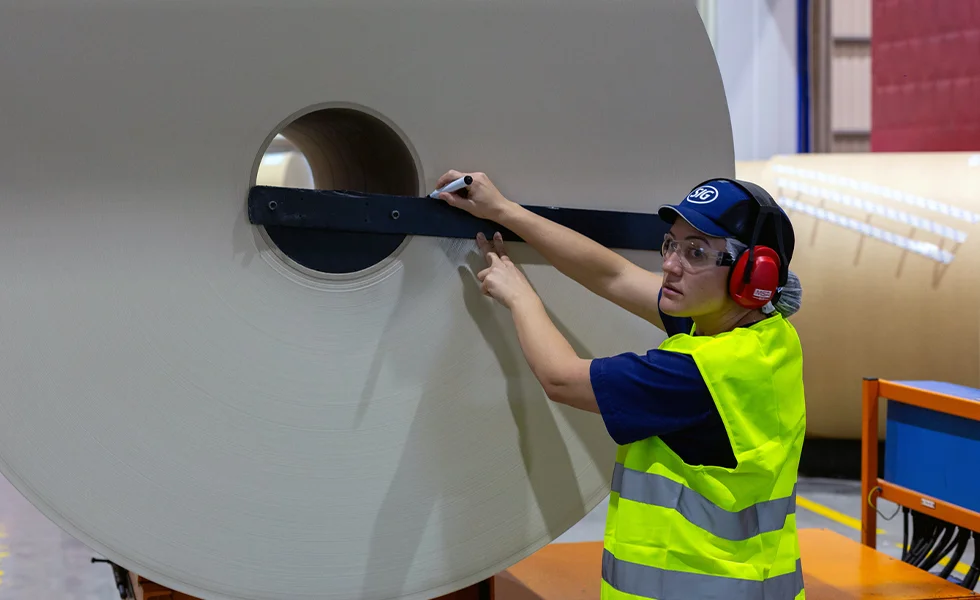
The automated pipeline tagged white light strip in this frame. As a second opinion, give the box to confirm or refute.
[777,196,955,264]
[772,164,980,224]
[969,154,980,167]
[776,178,968,243]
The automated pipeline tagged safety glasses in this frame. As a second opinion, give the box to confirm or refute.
[660,237,734,272]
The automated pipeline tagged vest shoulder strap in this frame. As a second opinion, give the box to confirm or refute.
[658,314,805,464]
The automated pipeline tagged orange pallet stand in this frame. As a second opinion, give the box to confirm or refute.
[861,378,980,549]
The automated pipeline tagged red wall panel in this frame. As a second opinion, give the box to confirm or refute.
[871,0,980,151]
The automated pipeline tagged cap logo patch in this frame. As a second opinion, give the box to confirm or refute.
[686,185,719,204]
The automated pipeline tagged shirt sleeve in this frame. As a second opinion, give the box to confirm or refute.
[589,348,716,446]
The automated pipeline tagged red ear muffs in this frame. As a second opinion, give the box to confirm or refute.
[729,246,781,309]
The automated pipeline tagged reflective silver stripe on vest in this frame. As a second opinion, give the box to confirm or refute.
[603,550,804,600]
[611,463,796,541]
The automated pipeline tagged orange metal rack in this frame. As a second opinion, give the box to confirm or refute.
[861,378,980,549]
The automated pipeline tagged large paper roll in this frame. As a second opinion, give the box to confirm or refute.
[739,152,980,440]
[0,2,733,599]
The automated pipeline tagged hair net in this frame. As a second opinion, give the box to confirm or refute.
[724,238,803,318]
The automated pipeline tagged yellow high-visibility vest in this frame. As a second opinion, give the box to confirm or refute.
[601,313,806,600]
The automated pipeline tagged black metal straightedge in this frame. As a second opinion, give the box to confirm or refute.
[248,186,667,252]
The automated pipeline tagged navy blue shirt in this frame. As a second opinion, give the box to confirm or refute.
[589,290,738,468]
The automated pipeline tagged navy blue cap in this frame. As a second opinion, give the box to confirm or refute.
[658,178,796,278]
[657,179,756,240]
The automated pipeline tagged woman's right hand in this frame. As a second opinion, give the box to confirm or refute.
[435,170,513,222]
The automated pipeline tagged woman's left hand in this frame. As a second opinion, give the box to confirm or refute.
[476,232,539,310]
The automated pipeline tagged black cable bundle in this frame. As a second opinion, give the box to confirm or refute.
[920,520,958,572]
[937,528,971,582]
[899,508,976,582]
[903,508,919,564]
[960,531,980,590]
[905,511,942,568]
[901,506,911,562]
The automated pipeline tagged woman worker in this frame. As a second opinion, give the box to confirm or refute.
[435,170,807,600]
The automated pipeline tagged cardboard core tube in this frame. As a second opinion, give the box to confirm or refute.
[260,108,420,274]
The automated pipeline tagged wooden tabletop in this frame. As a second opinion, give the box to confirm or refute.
[495,528,980,600]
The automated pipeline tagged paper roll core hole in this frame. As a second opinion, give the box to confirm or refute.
[257,107,419,274]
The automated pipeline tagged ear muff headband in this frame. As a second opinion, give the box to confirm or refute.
[729,180,787,308]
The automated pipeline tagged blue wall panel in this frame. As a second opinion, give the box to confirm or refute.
[884,381,980,514]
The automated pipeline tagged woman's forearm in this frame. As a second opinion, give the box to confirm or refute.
[509,295,578,387]
[494,201,633,296]
[508,295,598,412]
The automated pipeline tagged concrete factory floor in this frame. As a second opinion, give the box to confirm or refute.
[0,473,975,599]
